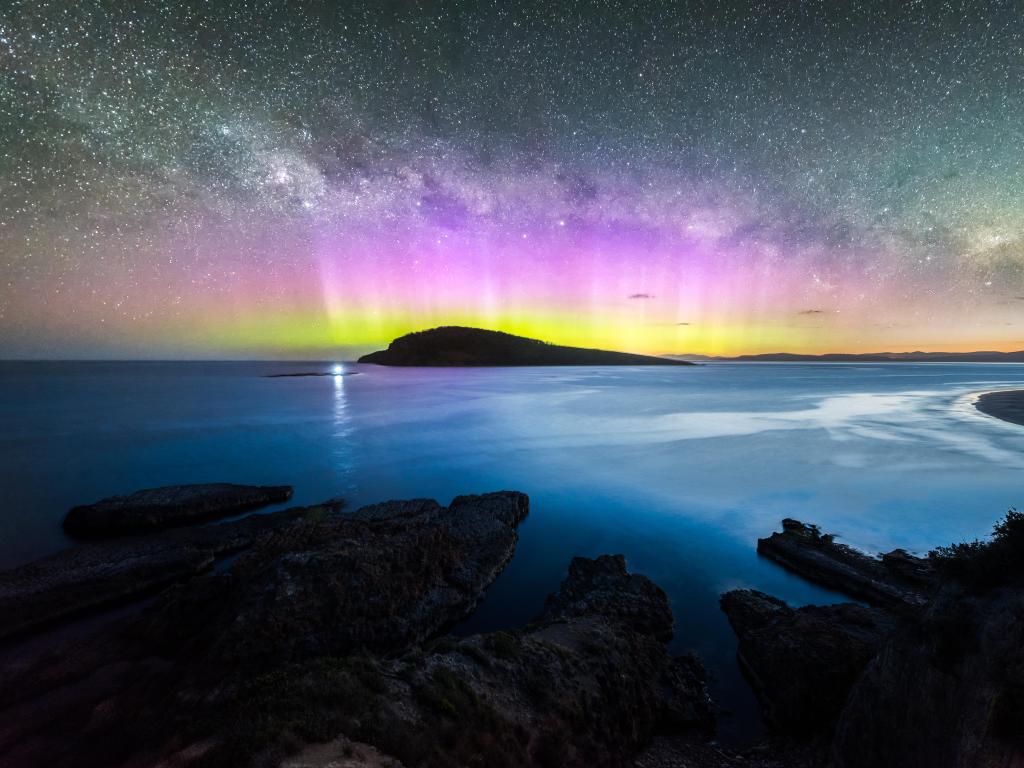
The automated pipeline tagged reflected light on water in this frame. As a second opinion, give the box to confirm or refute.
[331,365,354,440]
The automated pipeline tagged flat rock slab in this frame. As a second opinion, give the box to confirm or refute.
[63,483,294,537]
[757,519,932,612]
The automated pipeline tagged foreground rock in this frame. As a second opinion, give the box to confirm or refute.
[720,589,894,735]
[140,492,531,666]
[539,553,676,640]
[0,492,533,766]
[0,494,736,768]
[212,555,714,768]
[358,326,694,366]
[832,588,1024,768]
[63,482,294,537]
[757,518,931,612]
[0,503,325,640]
[729,515,1024,768]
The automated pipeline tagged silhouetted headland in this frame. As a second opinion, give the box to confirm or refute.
[975,389,1024,426]
[668,350,1024,363]
[358,326,695,366]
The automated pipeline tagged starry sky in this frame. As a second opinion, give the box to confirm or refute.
[2,0,1023,359]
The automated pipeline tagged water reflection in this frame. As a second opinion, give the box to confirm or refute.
[330,364,356,496]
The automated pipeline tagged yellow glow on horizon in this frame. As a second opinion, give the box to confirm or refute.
[169,305,875,357]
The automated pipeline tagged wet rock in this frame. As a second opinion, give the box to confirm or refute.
[64,483,294,537]
[0,504,324,640]
[757,519,931,611]
[720,589,895,736]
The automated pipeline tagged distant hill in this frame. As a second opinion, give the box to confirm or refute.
[358,327,695,366]
[664,350,1024,363]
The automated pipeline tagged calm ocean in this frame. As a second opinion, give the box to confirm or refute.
[2,360,1023,742]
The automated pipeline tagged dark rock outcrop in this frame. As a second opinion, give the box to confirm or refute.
[208,554,715,768]
[139,492,530,666]
[720,589,895,736]
[63,483,294,537]
[831,590,1024,768]
[0,492,534,767]
[0,503,326,640]
[728,516,1024,768]
[358,326,694,367]
[0,492,735,768]
[539,554,675,641]
[757,518,932,611]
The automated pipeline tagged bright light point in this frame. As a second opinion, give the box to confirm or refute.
[332,364,343,375]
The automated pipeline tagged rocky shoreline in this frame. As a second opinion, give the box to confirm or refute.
[1,486,1021,767]
[726,516,1024,768]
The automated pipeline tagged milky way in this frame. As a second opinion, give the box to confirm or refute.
[2,1,1023,358]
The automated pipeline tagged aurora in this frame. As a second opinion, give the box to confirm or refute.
[1,2,1022,359]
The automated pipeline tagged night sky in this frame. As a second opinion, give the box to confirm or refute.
[2,1,1023,358]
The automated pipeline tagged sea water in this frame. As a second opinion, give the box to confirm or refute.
[2,360,1022,741]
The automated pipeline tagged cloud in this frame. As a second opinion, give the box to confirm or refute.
[797,309,826,315]
[676,322,691,326]
[628,293,654,299]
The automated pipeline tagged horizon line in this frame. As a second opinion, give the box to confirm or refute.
[3,348,1024,364]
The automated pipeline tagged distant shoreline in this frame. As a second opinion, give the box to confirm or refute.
[975,390,1024,427]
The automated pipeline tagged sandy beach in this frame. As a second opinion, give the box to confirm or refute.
[975,390,1024,427]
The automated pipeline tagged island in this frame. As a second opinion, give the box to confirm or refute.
[358,326,695,366]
